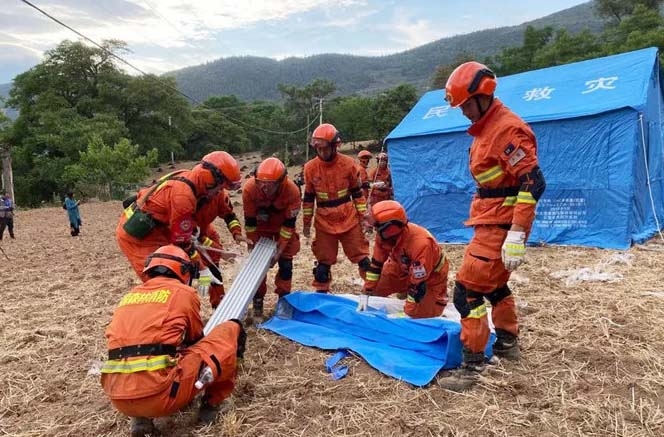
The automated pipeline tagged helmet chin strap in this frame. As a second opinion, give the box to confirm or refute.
[318,146,337,162]
[474,95,495,119]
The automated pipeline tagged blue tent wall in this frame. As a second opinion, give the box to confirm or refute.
[386,48,664,249]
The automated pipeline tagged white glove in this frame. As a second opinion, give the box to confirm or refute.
[197,268,222,297]
[372,181,386,189]
[356,294,369,312]
[501,230,526,272]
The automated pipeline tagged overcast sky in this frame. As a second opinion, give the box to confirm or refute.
[1,0,590,84]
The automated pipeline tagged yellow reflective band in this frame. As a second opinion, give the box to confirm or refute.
[355,202,367,213]
[279,227,292,239]
[434,254,447,272]
[517,191,536,204]
[303,208,314,216]
[475,166,504,183]
[337,188,348,198]
[228,219,241,230]
[124,206,135,218]
[365,272,381,282]
[245,226,257,233]
[101,355,176,374]
[467,304,487,319]
[317,192,329,200]
[118,289,171,307]
[502,196,517,206]
[202,237,214,247]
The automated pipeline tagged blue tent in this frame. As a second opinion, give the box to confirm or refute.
[385,47,664,249]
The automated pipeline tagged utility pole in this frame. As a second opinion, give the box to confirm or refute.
[318,97,323,124]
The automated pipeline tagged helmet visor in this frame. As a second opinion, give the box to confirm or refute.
[375,221,402,240]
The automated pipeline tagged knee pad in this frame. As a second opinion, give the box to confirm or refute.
[313,263,331,283]
[277,258,293,280]
[486,285,512,306]
[357,257,370,272]
[453,282,484,319]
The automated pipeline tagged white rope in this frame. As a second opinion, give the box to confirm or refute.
[638,112,664,242]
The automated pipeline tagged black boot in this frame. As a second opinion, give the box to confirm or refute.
[493,329,520,360]
[130,417,157,436]
[438,349,485,392]
[252,296,264,324]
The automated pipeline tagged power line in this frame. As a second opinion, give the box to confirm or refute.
[18,0,316,137]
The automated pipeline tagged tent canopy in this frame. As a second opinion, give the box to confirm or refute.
[385,48,664,249]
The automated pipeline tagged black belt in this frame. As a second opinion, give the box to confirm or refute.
[108,343,177,360]
[477,186,519,198]
[317,195,351,208]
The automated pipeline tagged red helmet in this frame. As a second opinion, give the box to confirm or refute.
[198,151,242,190]
[377,152,388,162]
[143,245,197,284]
[445,61,497,107]
[358,150,372,159]
[371,200,407,240]
[256,157,287,184]
[312,123,341,144]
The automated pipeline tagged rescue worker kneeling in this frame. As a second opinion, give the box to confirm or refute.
[360,200,449,318]
[100,245,246,436]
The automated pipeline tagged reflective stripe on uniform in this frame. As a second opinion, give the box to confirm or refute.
[279,227,292,239]
[517,191,536,205]
[317,192,329,200]
[101,355,176,374]
[474,166,503,184]
[365,272,380,282]
[467,303,487,319]
[433,253,446,272]
[502,196,517,206]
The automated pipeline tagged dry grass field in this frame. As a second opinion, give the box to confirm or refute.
[1,154,663,436]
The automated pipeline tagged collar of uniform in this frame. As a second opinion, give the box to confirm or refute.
[467,98,503,137]
[317,152,339,167]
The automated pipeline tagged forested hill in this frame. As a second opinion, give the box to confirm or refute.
[168,1,606,102]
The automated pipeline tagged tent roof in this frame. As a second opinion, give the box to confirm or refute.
[386,47,659,140]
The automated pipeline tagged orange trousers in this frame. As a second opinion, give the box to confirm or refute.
[255,232,301,298]
[116,216,171,282]
[311,224,369,292]
[455,225,518,354]
[373,258,449,318]
[107,322,239,418]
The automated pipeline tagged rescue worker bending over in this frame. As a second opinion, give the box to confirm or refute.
[357,150,372,199]
[116,151,242,282]
[367,152,393,207]
[361,200,449,318]
[302,123,371,293]
[100,245,247,436]
[194,187,247,308]
[440,61,546,391]
[242,157,301,322]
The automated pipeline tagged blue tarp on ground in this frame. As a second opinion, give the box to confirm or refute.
[385,48,664,249]
[260,292,494,387]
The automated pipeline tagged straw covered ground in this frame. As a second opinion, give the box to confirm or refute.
[1,161,664,436]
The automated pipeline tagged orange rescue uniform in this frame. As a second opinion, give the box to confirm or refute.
[303,153,370,292]
[367,166,393,206]
[100,277,240,417]
[365,223,449,318]
[242,177,301,297]
[455,99,544,354]
[116,172,204,281]
[194,190,243,307]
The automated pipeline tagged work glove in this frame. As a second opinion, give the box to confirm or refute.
[372,181,386,189]
[501,230,526,272]
[197,267,222,297]
[191,226,201,241]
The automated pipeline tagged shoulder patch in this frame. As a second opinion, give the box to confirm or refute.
[508,147,526,167]
[504,144,515,155]
[410,261,427,280]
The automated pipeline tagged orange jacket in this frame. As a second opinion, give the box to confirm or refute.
[466,99,541,230]
[364,223,446,291]
[132,171,209,245]
[358,163,370,197]
[101,277,203,399]
[242,177,301,253]
[302,154,368,234]
[367,166,393,199]
[194,190,242,248]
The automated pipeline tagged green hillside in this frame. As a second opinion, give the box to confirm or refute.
[167,2,606,102]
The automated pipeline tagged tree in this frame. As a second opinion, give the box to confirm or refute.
[492,26,555,75]
[371,84,418,141]
[326,95,374,141]
[594,0,664,23]
[62,136,157,200]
